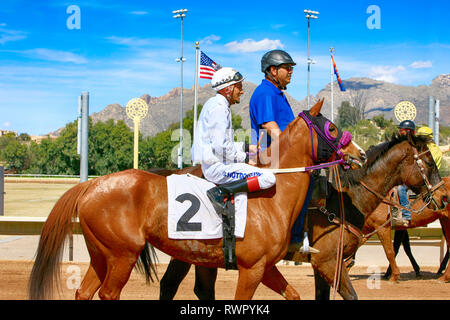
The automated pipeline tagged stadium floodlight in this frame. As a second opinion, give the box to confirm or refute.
[304,9,320,109]
[173,8,188,168]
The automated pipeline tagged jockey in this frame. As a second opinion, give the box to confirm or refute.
[191,67,276,213]
[393,120,417,227]
[416,126,442,170]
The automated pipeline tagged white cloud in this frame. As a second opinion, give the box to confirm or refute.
[225,38,284,53]
[22,48,88,64]
[105,36,152,47]
[130,11,149,15]
[0,27,27,45]
[271,24,286,30]
[409,60,432,69]
[199,34,221,45]
[367,65,405,83]
[2,122,11,128]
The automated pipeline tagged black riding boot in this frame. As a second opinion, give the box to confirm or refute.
[207,177,259,214]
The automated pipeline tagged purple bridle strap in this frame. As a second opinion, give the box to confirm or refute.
[298,112,352,161]
[304,159,344,172]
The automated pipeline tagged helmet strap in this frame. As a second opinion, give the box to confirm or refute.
[266,68,286,90]
[218,85,235,106]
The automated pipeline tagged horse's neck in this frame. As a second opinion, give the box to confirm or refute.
[257,120,314,228]
[348,147,405,216]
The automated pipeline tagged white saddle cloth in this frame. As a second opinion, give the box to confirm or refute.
[167,173,247,239]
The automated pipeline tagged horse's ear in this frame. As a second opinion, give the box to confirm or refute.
[310,98,325,116]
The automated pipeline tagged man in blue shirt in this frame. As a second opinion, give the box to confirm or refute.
[249,50,295,151]
[249,50,319,262]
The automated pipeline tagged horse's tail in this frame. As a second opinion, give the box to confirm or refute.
[28,180,92,300]
[134,241,159,284]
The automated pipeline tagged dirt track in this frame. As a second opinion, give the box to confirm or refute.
[1,260,448,300]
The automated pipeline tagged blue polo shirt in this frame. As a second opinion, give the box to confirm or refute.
[249,79,295,148]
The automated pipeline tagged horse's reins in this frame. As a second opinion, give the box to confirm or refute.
[359,148,445,215]
[331,165,346,300]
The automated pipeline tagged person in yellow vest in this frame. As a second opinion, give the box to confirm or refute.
[416,126,442,170]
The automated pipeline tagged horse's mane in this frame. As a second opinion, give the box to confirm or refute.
[338,132,432,187]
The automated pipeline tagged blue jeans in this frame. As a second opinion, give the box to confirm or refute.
[398,185,411,220]
[290,177,314,243]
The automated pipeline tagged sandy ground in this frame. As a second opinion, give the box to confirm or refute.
[1,182,449,302]
[0,261,448,300]
[0,235,448,301]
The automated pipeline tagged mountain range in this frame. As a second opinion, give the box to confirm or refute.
[82,74,449,137]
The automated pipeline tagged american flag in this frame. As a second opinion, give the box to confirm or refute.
[199,51,220,79]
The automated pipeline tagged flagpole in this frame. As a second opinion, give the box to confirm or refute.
[193,42,199,143]
[330,47,334,123]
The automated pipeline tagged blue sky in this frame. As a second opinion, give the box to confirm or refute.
[0,0,448,135]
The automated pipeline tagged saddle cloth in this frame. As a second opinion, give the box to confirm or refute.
[167,173,247,239]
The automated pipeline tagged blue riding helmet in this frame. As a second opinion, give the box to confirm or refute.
[398,120,415,130]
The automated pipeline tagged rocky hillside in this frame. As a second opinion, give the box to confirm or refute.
[83,74,449,137]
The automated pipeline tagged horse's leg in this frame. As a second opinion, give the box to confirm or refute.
[75,263,101,300]
[438,217,450,282]
[379,227,401,282]
[312,258,357,300]
[261,266,300,300]
[401,231,421,276]
[234,261,266,300]
[337,266,358,300]
[159,258,192,300]
[98,252,140,300]
[75,227,109,300]
[313,269,330,300]
[194,266,217,300]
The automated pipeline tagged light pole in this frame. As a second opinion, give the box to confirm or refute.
[173,8,188,169]
[304,9,319,109]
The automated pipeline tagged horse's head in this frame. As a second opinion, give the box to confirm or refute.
[300,98,366,170]
[397,134,448,211]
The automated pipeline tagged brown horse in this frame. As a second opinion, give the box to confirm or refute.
[159,133,449,300]
[359,176,450,282]
[28,100,366,300]
[309,134,448,299]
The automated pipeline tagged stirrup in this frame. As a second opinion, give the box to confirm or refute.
[392,217,409,227]
[206,187,229,214]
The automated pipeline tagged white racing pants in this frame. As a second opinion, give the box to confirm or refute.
[202,162,276,189]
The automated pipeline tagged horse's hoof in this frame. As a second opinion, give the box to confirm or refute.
[388,276,400,283]
[436,276,450,283]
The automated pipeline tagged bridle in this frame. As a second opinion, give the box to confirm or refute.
[298,111,355,169]
[360,146,445,214]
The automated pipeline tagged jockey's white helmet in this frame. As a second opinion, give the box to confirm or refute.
[211,67,244,91]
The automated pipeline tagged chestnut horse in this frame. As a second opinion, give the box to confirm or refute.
[159,134,448,300]
[358,176,450,282]
[28,100,366,300]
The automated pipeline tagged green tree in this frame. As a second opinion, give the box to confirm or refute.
[0,139,28,172]
[89,119,134,175]
[337,101,360,129]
